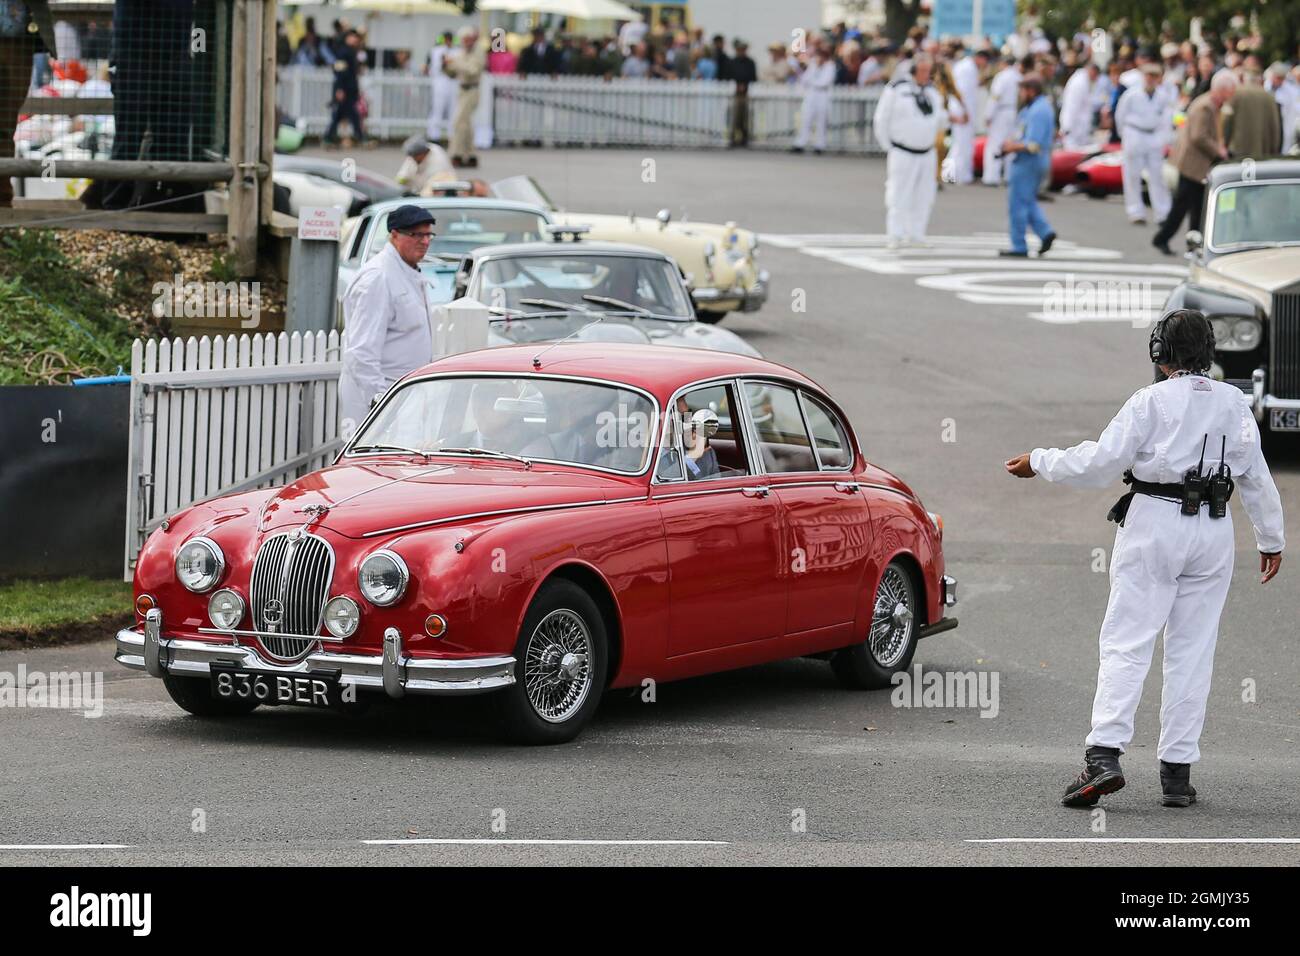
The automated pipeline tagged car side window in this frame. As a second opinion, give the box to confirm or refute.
[656,383,751,482]
[801,393,852,470]
[346,216,370,262]
[744,382,817,474]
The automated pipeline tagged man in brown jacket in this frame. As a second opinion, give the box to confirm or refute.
[1223,69,1282,159]
[1153,71,1237,255]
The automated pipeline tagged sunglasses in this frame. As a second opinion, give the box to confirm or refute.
[400,230,435,241]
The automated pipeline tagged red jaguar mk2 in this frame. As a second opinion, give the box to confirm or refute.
[117,344,957,743]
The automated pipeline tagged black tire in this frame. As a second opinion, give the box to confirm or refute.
[831,560,920,690]
[695,310,726,324]
[162,673,260,717]
[496,579,608,745]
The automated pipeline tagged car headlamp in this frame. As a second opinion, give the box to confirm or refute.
[323,596,361,638]
[207,588,245,629]
[1212,315,1262,351]
[358,550,409,606]
[176,537,224,593]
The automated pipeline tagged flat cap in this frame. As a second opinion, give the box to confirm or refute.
[388,204,436,231]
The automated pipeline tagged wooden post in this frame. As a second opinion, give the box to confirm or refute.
[286,235,340,335]
[260,0,278,227]
[227,0,263,278]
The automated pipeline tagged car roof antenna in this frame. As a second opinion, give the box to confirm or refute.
[532,317,605,369]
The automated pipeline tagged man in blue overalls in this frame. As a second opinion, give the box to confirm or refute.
[998,75,1058,258]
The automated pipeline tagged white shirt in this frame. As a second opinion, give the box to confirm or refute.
[429,45,455,87]
[799,60,837,94]
[1115,83,1174,141]
[987,66,1021,121]
[858,56,883,86]
[1059,68,1096,133]
[952,56,981,108]
[873,76,948,152]
[1031,375,1285,553]
[340,243,433,431]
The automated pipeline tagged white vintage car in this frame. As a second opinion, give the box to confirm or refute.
[491,175,769,323]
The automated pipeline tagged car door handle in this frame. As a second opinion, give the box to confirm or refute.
[834,481,860,493]
[740,485,771,498]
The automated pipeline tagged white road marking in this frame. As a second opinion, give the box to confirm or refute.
[762,232,1186,322]
[967,838,1300,844]
[363,838,730,846]
[0,844,133,850]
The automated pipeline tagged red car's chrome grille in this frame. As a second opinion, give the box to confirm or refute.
[249,531,334,661]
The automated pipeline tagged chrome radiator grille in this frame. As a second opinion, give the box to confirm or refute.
[249,531,334,661]
[1272,291,1300,400]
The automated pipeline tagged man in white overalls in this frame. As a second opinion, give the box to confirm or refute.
[426,31,456,143]
[1006,310,1285,808]
[792,42,836,154]
[982,55,1021,185]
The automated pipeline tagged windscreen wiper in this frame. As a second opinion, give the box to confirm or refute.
[518,297,593,313]
[582,294,649,314]
[433,446,533,469]
[349,443,432,458]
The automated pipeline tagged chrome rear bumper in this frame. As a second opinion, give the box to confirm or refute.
[117,609,515,698]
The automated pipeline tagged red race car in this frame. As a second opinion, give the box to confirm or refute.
[117,344,958,743]
[974,135,1119,189]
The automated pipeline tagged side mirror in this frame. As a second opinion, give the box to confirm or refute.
[1185,230,1203,252]
[370,392,384,410]
[656,208,671,228]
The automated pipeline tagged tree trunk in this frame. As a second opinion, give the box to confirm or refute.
[883,0,921,45]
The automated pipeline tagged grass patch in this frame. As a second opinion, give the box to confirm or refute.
[0,577,132,638]
[0,229,136,385]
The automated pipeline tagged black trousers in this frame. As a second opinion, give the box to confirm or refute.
[1153,174,1206,246]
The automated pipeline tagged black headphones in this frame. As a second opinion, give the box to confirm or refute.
[1149,308,1215,369]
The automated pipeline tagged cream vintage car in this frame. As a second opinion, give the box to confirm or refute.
[1163,160,1300,441]
[490,175,768,323]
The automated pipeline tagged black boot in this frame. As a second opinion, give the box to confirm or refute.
[1160,761,1197,807]
[1061,746,1126,807]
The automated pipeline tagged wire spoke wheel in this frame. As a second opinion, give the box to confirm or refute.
[868,565,914,668]
[523,608,594,723]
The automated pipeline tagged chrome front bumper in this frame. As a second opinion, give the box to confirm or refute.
[691,270,770,313]
[117,609,515,698]
[941,574,958,606]
[1244,367,1300,424]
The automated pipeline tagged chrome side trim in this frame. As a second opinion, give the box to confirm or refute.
[361,494,648,538]
[653,485,750,501]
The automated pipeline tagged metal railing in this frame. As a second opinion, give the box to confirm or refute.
[276,69,886,153]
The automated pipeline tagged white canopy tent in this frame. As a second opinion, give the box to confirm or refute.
[475,0,642,21]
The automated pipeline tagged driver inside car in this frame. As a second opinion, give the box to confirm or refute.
[678,397,720,480]
[442,380,527,454]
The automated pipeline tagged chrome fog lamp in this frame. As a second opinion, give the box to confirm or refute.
[358,550,409,606]
[207,588,245,629]
[175,537,224,593]
[323,596,361,639]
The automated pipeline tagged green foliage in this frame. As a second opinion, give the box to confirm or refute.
[0,229,135,385]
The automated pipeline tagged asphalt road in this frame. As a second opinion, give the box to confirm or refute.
[3,147,1298,866]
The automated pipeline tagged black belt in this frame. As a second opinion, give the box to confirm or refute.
[1106,471,1232,525]
[890,141,934,155]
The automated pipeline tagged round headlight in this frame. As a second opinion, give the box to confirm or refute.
[1231,317,1262,350]
[323,596,360,639]
[207,588,245,629]
[1209,317,1231,345]
[358,550,408,606]
[175,537,224,593]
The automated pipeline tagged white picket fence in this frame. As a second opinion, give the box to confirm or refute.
[122,302,492,578]
[276,69,886,153]
[123,331,345,577]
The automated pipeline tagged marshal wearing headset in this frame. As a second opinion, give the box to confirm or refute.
[1005,309,1285,809]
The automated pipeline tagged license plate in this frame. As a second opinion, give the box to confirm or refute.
[1269,408,1300,432]
[210,666,340,708]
